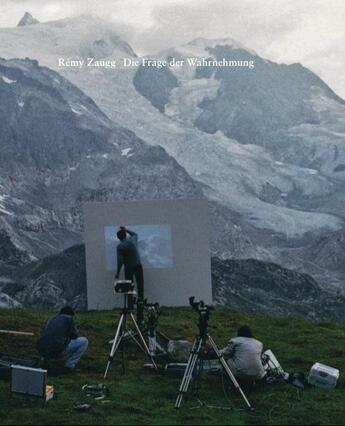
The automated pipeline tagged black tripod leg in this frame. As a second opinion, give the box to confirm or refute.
[104,314,125,379]
[207,335,254,411]
[175,337,203,409]
[129,313,158,371]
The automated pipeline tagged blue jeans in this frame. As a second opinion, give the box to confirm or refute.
[64,337,88,369]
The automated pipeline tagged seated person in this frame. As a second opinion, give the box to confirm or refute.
[36,306,88,371]
[220,325,266,381]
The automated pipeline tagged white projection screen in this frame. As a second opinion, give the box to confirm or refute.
[84,199,212,309]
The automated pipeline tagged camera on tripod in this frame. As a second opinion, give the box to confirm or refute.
[189,297,213,337]
[105,282,158,379]
[114,280,135,294]
[175,297,253,410]
[114,280,137,310]
[145,301,160,316]
[145,301,160,328]
[189,297,213,315]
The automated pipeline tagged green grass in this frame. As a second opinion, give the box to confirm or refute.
[1,307,345,425]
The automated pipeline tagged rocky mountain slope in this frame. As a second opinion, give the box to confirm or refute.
[278,228,345,292]
[2,245,86,310]
[4,243,345,323]
[0,17,271,264]
[0,55,268,310]
[212,257,345,322]
[0,57,202,276]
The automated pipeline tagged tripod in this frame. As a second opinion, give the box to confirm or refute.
[104,291,158,379]
[175,324,253,410]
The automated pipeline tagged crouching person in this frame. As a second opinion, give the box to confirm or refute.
[36,306,88,372]
[220,325,266,381]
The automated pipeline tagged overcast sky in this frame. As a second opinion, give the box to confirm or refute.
[0,0,344,98]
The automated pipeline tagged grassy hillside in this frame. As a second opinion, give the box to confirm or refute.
[0,307,345,425]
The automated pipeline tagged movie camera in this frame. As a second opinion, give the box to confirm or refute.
[113,281,159,318]
[104,280,158,378]
[189,297,214,338]
[114,280,135,294]
[175,297,253,410]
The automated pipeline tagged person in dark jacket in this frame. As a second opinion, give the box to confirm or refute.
[36,306,88,370]
[115,226,144,324]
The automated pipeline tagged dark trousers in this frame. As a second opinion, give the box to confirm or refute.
[125,264,144,324]
[125,264,144,299]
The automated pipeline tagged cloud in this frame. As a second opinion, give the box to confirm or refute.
[0,0,344,97]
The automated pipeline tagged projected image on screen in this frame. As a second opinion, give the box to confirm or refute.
[104,224,173,271]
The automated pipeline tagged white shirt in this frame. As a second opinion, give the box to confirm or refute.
[221,336,266,379]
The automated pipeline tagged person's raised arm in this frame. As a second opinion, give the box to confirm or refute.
[125,228,138,244]
[125,228,137,237]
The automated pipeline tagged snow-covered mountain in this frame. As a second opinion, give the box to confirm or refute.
[17,12,39,27]
[0,14,135,69]
[144,38,345,181]
[1,14,345,294]
[0,15,342,239]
